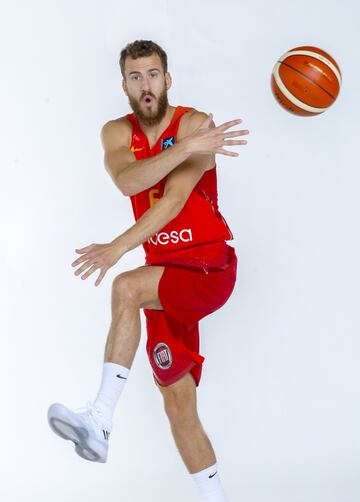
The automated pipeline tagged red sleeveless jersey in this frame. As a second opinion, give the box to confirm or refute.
[125,105,234,274]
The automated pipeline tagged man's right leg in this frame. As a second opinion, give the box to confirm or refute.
[92,265,166,424]
[103,265,163,367]
[47,265,166,462]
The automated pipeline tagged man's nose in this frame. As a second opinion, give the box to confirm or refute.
[141,76,151,92]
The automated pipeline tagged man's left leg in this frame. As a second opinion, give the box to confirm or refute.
[156,372,229,501]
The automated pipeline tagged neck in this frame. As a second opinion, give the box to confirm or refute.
[139,105,176,138]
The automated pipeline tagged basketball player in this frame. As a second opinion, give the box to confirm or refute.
[48,40,249,502]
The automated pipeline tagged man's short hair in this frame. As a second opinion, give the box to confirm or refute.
[119,40,168,79]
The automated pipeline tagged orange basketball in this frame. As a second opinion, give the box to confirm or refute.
[271,46,342,116]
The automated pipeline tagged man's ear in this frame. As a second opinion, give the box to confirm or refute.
[165,72,172,91]
[122,79,128,96]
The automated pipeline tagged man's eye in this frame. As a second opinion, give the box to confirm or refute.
[131,75,140,80]
[150,73,158,78]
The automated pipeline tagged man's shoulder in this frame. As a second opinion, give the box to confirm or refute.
[178,108,211,138]
[101,116,132,134]
[182,107,209,126]
[100,116,132,148]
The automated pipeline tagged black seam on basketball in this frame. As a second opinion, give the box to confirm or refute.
[273,73,317,112]
[278,60,336,100]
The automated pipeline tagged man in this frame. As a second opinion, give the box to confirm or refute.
[48,40,249,501]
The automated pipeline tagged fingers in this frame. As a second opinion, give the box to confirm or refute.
[73,257,107,286]
[95,268,107,287]
[72,244,111,286]
[72,254,94,268]
[73,245,96,267]
[75,245,95,253]
[79,264,99,281]
[215,148,239,157]
[222,129,249,139]
[217,119,243,131]
[215,141,247,156]
[217,126,249,155]
[223,140,248,146]
[73,259,95,277]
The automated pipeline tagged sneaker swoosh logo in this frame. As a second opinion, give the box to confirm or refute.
[209,471,217,478]
[116,374,127,379]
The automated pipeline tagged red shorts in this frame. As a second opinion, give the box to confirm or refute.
[144,245,237,387]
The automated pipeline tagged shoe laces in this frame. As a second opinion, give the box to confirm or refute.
[75,401,104,427]
[75,401,112,435]
[86,401,112,434]
[87,401,106,427]
[85,400,102,416]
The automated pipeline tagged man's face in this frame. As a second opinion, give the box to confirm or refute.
[122,54,171,126]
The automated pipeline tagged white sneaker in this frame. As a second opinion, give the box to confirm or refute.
[47,401,111,463]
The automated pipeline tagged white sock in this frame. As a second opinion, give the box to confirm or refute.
[191,463,228,502]
[93,362,130,428]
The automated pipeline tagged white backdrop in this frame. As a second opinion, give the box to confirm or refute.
[1,0,359,501]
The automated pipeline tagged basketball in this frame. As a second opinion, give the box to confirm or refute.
[271,46,342,116]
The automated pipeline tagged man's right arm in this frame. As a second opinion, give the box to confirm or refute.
[100,119,191,196]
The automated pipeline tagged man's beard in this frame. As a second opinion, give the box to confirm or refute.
[128,87,169,127]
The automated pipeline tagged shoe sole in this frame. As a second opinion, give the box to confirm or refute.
[47,403,107,463]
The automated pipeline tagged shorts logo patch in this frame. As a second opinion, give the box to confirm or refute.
[153,343,173,370]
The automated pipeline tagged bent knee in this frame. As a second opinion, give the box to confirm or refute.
[112,272,140,305]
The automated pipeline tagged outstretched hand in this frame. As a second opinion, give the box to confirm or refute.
[185,112,249,157]
[71,239,126,287]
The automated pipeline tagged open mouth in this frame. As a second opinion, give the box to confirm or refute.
[143,95,154,105]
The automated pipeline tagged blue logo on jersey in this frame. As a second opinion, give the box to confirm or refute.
[161,136,175,150]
